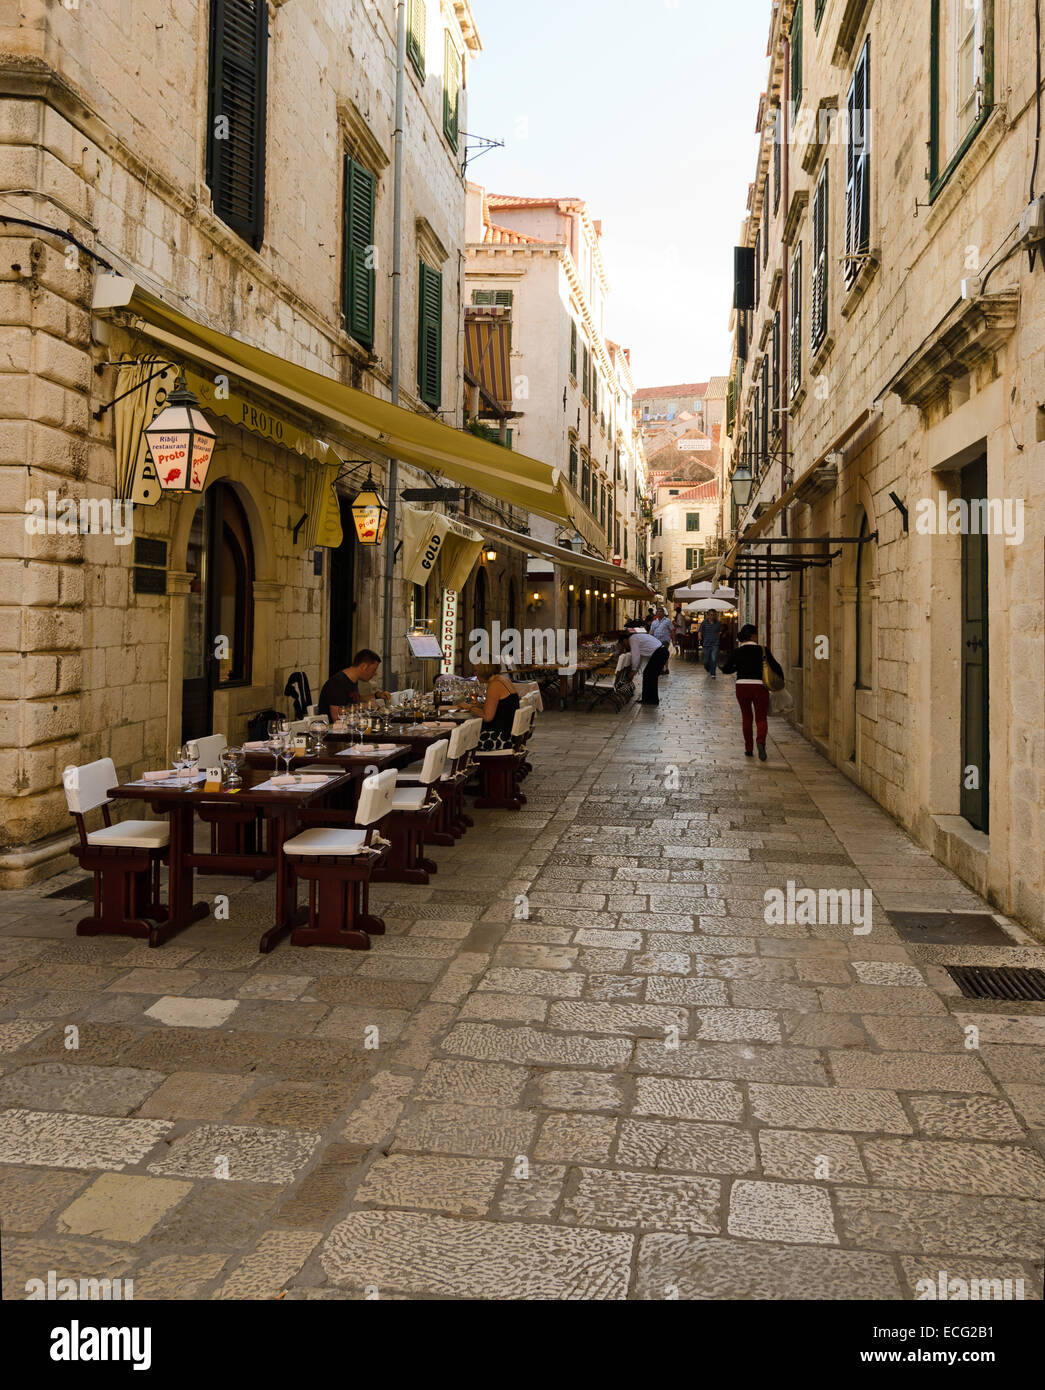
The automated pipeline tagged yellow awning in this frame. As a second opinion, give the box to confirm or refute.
[94,278,570,525]
[477,518,653,595]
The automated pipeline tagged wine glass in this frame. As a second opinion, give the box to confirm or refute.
[279,733,295,781]
[171,744,189,780]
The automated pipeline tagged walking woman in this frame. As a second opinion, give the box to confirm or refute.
[719,624,784,761]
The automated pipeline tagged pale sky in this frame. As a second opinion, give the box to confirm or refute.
[466,0,771,389]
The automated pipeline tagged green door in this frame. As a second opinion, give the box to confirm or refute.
[960,457,989,831]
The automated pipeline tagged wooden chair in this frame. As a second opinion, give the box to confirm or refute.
[373,738,448,883]
[63,758,169,939]
[472,706,534,811]
[586,652,634,712]
[188,732,267,871]
[398,721,476,844]
[282,768,396,950]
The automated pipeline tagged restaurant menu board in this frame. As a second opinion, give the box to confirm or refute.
[407,630,443,659]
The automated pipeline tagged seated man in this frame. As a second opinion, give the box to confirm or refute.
[317,648,391,720]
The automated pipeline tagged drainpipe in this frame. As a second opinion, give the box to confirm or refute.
[381,0,407,683]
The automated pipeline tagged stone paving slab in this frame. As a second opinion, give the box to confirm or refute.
[1,662,1043,1299]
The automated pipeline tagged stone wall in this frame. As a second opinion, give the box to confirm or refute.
[728,0,1044,934]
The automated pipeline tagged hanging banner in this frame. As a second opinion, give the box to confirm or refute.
[440,588,458,675]
[304,460,343,549]
[402,505,453,587]
[114,357,173,506]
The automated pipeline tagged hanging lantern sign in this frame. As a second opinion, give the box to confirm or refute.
[351,470,389,545]
[143,375,217,494]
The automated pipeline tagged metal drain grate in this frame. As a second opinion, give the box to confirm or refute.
[887,911,1012,946]
[945,966,1045,1001]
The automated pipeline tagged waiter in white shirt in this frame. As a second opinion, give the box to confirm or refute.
[624,629,669,706]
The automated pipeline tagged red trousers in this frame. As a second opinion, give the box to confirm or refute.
[735,683,769,751]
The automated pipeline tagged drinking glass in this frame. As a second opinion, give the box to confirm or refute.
[279,734,295,780]
[171,744,189,779]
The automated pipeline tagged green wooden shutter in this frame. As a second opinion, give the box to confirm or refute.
[407,0,426,77]
[443,33,461,149]
[570,322,578,377]
[790,0,803,121]
[342,156,375,348]
[207,0,268,249]
[569,444,578,486]
[811,162,828,349]
[790,243,802,397]
[417,262,442,409]
[846,40,870,284]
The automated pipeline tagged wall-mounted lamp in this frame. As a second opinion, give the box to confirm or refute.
[484,548,498,562]
[143,375,217,494]
[351,469,389,544]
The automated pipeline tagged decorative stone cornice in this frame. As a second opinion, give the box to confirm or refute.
[782,191,809,248]
[253,581,282,603]
[841,252,881,319]
[416,216,450,267]
[337,99,390,173]
[832,0,873,67]
[888,291,1020,411]
[800,97,839,174]
[167,569,193,597]
[768,267,783,311]
[795,462,839,505]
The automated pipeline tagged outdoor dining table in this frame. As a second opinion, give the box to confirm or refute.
[323,723,460,759]
[108,766,356,953]
[507,655,616,709]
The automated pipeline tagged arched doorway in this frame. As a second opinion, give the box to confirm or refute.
[473,565,487,634]
[328,494,358,677]
[182,482,255,741]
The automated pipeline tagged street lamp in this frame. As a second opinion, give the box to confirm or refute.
[351,470,389,545]
[143,375,217,494]
[731,464,754,510]
[484,548,498,562]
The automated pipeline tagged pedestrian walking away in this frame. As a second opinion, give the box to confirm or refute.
[697,611,722,677]
[622,629,668,705]
[719,624,784,760]
[650,607,674,675]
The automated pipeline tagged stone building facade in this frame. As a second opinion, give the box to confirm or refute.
[723,0,1044,935]
[465,186,652,632]
[0,0,537,885]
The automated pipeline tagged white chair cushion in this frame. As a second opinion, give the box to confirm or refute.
[86,820,169,850]
[401,759,424,775]
[391,786,429,811]
[282,827,368,856]
[474,748,520,758]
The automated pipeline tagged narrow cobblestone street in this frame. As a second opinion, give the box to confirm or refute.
[1,661,1042,1301]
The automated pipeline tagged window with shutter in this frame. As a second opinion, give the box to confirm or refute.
[812,162,828,349]
[763,180,770,265]
[582,344,590,399]
[569,444,578,487]
[790,0,803,123]
[207,0,268,249]
[773,108,782,211]
[845,39,871,285]
[581,457,591,507]
[754,230,761,307]
[753,384,761,476]
[931,1,993,194]
[771,312,781,419]
[790,244,802,398]
[472,289,513,307]
[570,321,578,378]
[407,0,426,78]
[341,156,376,349]
[760,356,769,459]
[686,512,700,532]
[417,262,442,409]
[443,32,461,150]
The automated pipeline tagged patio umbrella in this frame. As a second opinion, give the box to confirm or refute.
[686,598,735,613]
[674,582,714,601]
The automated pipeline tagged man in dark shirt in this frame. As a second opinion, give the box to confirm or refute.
[318,649,389,719]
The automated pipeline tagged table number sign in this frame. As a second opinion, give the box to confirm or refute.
[292,735,308,751]
[204,766,223,792]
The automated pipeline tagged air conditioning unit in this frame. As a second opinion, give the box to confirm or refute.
[1018,196,1045,246]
